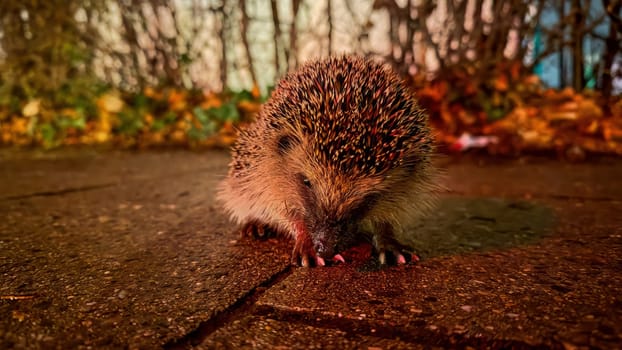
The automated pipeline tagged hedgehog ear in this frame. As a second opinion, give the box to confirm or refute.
[276,134,298,156]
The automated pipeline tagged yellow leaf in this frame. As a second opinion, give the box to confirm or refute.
[22,99,41,117]
[97,94,124,113]
[94,131,109,143]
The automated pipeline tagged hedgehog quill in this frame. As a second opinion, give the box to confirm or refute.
[218,55,438,267]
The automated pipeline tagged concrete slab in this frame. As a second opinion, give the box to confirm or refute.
[442,155,622,200]
[246,197,622,348]
[0,150,229,200]
[0,151,290,349]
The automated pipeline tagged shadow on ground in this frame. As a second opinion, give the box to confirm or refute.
[412,196,555,258]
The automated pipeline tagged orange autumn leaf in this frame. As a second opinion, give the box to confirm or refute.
[523,74,540,86]
[577,99,604,120]
[219,134,237,146]
[494,74,509,92]
[611,100,622,118]
[12,117,29,134]
[560,87,575,99]
[168,89,187,111]
[237,100,261,114]
[602,119,622,142]
[525,106,540,118]
[581,120,600,135]
[251,83,261,99]
[201,92,223,109]
[419,81,447,103]
[144,86,163,100]
[509,61,521,80]
[220,120,236,133]
[543,89,557,99]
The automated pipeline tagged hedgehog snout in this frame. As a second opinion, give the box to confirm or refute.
[311,224,341,259]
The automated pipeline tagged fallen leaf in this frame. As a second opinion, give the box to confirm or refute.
[22,99,41,117]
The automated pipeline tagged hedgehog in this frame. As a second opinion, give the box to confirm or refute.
[218,55,437,267]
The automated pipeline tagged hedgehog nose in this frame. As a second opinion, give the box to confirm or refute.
[314,240,334,258]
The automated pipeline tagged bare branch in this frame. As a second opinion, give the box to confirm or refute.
[270,0,283,75]
[239,0,257,86]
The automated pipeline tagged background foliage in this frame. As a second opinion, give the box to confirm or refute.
[0,0,621,157]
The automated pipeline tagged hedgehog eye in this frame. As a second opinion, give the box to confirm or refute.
[301,176,312,188]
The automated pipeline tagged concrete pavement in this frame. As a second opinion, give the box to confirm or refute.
[1,150,621,349]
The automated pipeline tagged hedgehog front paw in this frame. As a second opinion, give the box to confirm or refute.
[239,220,275,239]
[372,234,419,266]
[291,230,325,267]
[377,249,418,265]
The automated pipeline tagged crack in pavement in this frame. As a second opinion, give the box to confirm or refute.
[447,189,619,202]
[163,265,293,349]
[253,304,558,349]
[0,166,220,202]
[1,183,118,201]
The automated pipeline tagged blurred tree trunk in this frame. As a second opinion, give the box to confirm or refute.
[601,0,621,99]
[270,0,283,75]
[327,0,333,55]
[117,0,145,88]
[114,0,187,88]
[559,0,567,87]
[571,0,586,90]
[288,0,301,70]
[239,0,257,86]
[217,1,228,89]
[374,0,417,75]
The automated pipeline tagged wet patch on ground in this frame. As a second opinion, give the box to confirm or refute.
[411,196,555,258]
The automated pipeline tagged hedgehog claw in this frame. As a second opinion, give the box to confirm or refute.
[297,254,325,267]
[378,250,412,265]
[333,254,345,264]
[292,225,322,267]
[240,221,273,239]
[396,252,407,265]
[379,251,388,265]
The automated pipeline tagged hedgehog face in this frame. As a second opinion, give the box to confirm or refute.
[276,131,383,258]
[296,170,381,259]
